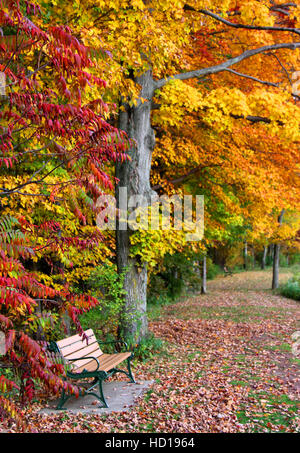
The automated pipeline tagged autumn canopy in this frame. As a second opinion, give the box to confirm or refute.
[0,0,299,428]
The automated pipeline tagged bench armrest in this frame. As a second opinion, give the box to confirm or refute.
[67,356,100,372]
[97,340,129,353]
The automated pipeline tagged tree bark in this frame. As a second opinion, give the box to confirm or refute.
[272,210,285,290]
[115,70,157,342]
[261,245,267,269]
[269,244,274,263]
[243,241,248,270]
[272,243,280,290]
[201,255,207,294]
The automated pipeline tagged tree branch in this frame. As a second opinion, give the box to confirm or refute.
[224,68,279,86]
[151,164,219,190]
[230,114,284,126]
[155,42,300,89]
[184,6,300,36]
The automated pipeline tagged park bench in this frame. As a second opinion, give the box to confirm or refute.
[224,266,233,277]
[48,328,135,410]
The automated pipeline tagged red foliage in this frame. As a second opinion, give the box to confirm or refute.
[0,0,128,428]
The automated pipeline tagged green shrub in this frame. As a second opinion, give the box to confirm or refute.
[279,254,290,267]
[148,251,208,302]
[206,258,221,280]
[287,253,300,266]
[131,333,166,361]
[280,273,300,301]
[79,264,127,339]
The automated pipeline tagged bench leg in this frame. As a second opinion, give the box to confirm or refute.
[127,356,136,383]
[56,376,109,410]
[98,377,109,408]
[109,357,135,384]
[56,380,71,410]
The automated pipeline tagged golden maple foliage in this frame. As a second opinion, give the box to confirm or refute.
[4,0,300,275]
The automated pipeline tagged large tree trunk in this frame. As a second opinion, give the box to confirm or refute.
[115,70,156,342]
[272,210,285,290]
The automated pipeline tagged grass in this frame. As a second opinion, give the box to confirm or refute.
[157,303,293,324]
[264,343,291,352]
[236,392,299,432]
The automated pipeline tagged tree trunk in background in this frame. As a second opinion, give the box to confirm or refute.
[272,210,285,290]
[243,241,248,270]
[201,255,207,294]
[261,245,267,269]
[272,243,280,289]
[269,244,274,263]
[35,301,45,341]
[252,245,256,269]
[62,312,71,336]
[116,70,157,342]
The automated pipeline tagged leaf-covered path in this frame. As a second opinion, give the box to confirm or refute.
[4,269,300,432]
[147,269,299,432]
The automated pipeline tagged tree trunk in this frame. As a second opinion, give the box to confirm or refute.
[272,210,285,290]
[201,255,207,294]
[269,244,274,263]
[243,241,248,270]
[115,70,157,343]
[261,245,267,269]
[272,243,280,290]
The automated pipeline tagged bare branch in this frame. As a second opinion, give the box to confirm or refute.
[152,164,220,190]
[230,114,284,126]
[266,52,293,85]
[184,6,300,36]
[155,42,300,89]
[224,68,279,87]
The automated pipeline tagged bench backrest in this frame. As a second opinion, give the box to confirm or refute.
[55,328,103,373]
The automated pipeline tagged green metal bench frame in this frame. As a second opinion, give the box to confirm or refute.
[48,335,135,410]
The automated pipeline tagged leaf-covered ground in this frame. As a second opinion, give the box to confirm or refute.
[2,269,299,433]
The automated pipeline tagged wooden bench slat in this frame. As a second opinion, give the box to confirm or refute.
[61,340,102,360]
[74,352,131,373]
[98,353,129,366]
[70,349,103,372]
[56,329,95,349]
[74,357,101,373]
[99,352,132,371]
[72,356,101,373]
